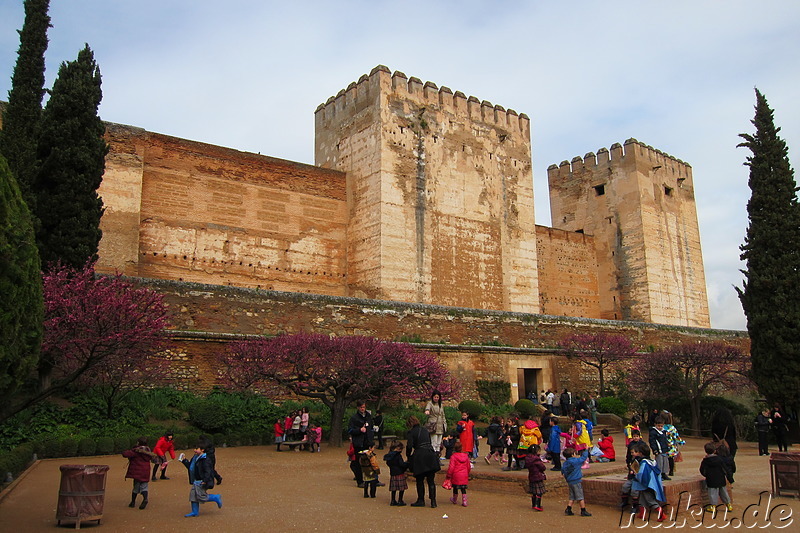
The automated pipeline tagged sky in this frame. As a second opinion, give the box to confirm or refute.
[2,0,799,331]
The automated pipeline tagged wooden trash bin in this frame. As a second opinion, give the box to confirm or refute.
[56,464,110,529]
[770,451,800,498]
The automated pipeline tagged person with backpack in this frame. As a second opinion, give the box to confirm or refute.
[517,413,543,468]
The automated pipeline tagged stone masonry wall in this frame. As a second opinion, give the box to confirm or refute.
[536,225,601,318]
[97,124,349,295]
[148,278,747,398]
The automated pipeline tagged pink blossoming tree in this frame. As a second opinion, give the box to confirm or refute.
[558,333,637,396]
[219,333,456,446]
[626,342,751,435]
[0,263,170,422]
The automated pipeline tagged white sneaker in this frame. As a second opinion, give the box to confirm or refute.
[178,453,185,461]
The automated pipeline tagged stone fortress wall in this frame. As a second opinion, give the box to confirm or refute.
[97,124,349,296]
[93,65,709,327]
[1,64,719,396]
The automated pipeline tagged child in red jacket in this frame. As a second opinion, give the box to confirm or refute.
[123,437,156,509]
[446,441,472,507]
[596,429,616,462]
[152,432,176,481]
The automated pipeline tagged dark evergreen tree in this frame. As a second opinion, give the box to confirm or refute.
[737,89,800,407]
[0,0,51,210]
[34,44,107,268]
[0,155,43,408]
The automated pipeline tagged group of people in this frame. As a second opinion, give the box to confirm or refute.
[122,432,224,518]
[273,407,323,452]
[621,412,736,521]
[755,403,791,455]
[537,389,598,423]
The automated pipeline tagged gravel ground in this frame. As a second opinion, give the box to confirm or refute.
[0,437,798,532]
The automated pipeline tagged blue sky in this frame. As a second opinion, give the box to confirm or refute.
[3,0,799,330]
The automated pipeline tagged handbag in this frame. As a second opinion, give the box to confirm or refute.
[442,478,452,490]
[675,451,684,463]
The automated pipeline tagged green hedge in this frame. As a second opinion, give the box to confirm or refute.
[457,400,484,419]
[475,380,511,406]
[0,444,35,481]
[598,397,627,418]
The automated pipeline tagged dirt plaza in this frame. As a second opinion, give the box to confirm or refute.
[0,437,797,532]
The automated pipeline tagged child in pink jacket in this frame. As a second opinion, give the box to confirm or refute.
[446,441,472,507]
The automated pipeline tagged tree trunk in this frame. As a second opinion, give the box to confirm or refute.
[690,397,702,436]
[328,395,348,447]
[598,367,605,397]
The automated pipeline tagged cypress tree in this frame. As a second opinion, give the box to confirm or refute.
[737,89,800,406]
[0,155,43,407]
[34,44,107,269]
[0,0,51,210]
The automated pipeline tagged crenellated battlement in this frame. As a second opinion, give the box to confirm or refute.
[315,65,529,134]
[547,138,692,181]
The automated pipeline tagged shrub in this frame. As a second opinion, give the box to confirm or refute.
[457,400,483,419]
[598,397,627,418]
[185,433,200,449]
[212,433,226,447]
[246,431,262,446]
[114,436,130,453]
[173,434,189,450]
[96,437,114,455]
[42,439,61,458]
[77,438,96,456]
[513,399,538,418]
[0,443,35,479]
[475,380,511,406]
[188,400,229,434]
[59,437,80,457]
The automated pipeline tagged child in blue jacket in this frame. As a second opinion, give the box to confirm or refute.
[180,441,222,518]
[561,447,592,517]
[547,417,568,471]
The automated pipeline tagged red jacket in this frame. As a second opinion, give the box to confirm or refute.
[457,419,475,453]
[446,452,471,485]
[123,446,154,482]
[598,435,616,460]
[153,436,176,459]
[274,422,285,437]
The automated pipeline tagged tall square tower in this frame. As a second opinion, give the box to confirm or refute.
[547,139,710,327]
[315,66,539,313]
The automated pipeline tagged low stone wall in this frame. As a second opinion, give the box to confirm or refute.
[131,277,749,396]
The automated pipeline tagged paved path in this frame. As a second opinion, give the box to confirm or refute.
[0,437,797,531]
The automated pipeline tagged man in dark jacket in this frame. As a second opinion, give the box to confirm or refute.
[348,401,375,451]
[347,401,374,488]
[560,389,572,418]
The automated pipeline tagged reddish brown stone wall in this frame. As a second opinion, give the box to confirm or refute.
[147,278,748,398]
[97,124,349,295]
[536,225,601,318]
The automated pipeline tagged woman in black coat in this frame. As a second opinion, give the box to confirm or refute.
[406,415,441,508]
[711,407,738,458]
[770,404,790,452]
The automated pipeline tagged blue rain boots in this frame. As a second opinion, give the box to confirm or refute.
[207,493,223,508]
[184,501,200,517]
